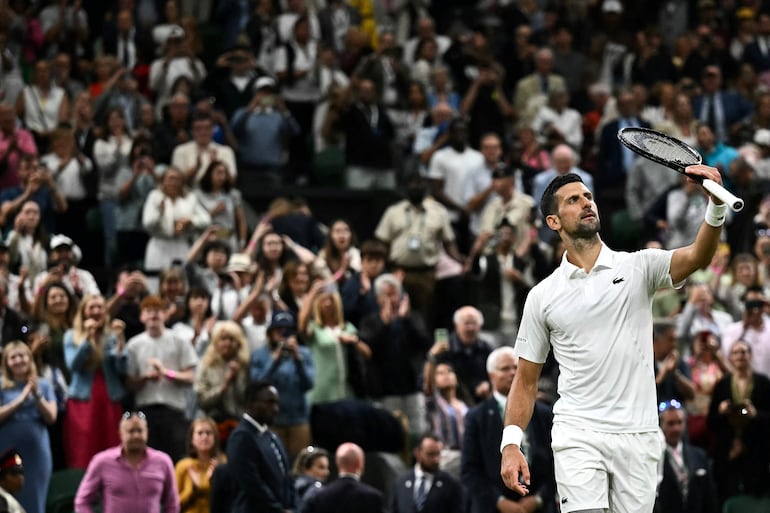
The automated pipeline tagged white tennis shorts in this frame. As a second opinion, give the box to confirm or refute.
[551,423,663,513]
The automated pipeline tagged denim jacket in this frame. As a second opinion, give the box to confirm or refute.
[64,329,128,401]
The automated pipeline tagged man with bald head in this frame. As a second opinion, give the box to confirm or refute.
[303,442,384,513]
[0,103,37,190]
[75,412,179,513]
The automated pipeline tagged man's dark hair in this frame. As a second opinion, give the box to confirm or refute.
[415,432,442,448]
[202,239,231,261]
[244,379,274,404]
[540,173,584,219]
[742,284,766,302]
[191,110,213,124]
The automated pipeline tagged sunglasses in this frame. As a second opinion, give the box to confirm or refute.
[122,411,146,421]
[658,399,682,413]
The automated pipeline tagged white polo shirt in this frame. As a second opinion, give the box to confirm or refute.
[427,146,484,223]
[515,244,680,433]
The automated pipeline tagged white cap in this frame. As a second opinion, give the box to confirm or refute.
[50,234,74,250]
[254,76,277,91]
[755,128,770,147]
[50,234,82,262]
[602,0,624,13]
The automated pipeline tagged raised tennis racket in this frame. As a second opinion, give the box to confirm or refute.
[618,127,744,212]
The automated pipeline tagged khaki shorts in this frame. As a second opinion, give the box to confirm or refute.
[551,423,663,513]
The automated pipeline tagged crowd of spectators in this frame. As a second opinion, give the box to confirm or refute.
[3,0,770,512]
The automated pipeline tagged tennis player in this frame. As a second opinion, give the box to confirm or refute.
[500,165,725,513]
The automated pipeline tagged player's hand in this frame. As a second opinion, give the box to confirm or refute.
[501,445,530,496]
[684,164,724,204]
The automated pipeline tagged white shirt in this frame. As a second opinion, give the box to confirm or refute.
[276,12,321,44]
[531,105,584,150]
[40,152,92,200]
[141,189,212,239]
[243,412,268,433]
[721,317,770,377]
[515,244,680,432]
[413,464,433,499]
[170,141,237,184]
[0,485,24,513]
[22,85,65,133]
[149,56,207,115]
[427,146,484,222]
[33,267,101,298]
[272,41,321,103]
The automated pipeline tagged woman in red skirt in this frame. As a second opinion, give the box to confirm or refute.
[63,294,128,468]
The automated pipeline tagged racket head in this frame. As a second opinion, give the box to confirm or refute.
[617,127,702,174]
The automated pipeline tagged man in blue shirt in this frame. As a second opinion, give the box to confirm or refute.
[230,77,300,192]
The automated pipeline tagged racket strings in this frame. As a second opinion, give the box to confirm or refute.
[621,131,700,166]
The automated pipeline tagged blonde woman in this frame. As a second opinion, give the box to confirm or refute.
[62,295,128,469]
[0,341,57,513]
[142,166,211,272]
[175,417,225,513]
[298,282,370,405]
[194,321,249,426]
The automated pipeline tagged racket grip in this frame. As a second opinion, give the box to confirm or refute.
[701,179,744,212]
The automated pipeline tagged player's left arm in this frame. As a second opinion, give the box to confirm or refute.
[670,164,724,284]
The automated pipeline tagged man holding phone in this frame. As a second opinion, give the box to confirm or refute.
[425,306,494,404]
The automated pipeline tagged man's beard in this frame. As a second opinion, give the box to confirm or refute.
[572,219,601,239]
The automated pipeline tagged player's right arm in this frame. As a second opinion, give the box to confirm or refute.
[500,357,543,495]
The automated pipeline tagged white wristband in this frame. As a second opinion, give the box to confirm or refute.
[500,425,524,453]
[704,199,727,227]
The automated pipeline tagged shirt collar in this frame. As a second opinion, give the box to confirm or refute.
[561,242,614,278]
[414,464,432,481]
[338,472,361,481]
[493,390,507,411]
[243,413,268,433]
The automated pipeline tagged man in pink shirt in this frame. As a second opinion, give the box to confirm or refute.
[0,104,37,190]
[74,412,179,513]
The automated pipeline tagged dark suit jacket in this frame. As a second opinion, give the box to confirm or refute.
[655,442,718,513]
[692,91,752,139]
[391,469,464,513]
[226,418,295,513]
[0,307,28,349]
[461,399,555,513]
[742,41,770,74]
[303,475,385,513]
[340,271,380,328]
[102,29,154,67]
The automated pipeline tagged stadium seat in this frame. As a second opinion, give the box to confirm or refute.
[722,493,770,513]
[312,147,345,187]
[46,468,86,513]
[610,209,641,252]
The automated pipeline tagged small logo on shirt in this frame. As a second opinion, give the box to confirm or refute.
[561,497,568,504]
[612,277,625,284]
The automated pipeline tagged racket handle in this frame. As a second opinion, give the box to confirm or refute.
[701,179,744,212]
